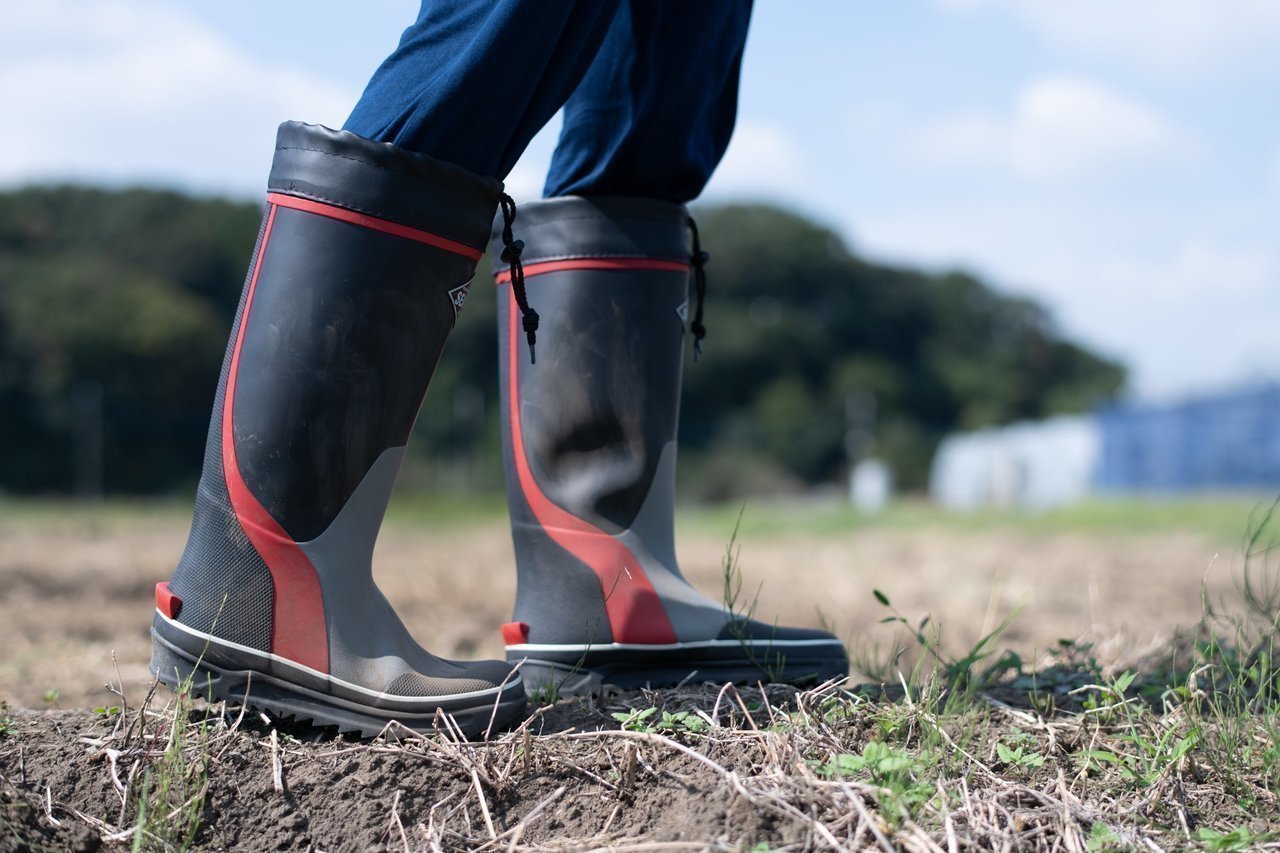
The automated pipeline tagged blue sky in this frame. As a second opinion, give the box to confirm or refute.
[4,0,1278,399]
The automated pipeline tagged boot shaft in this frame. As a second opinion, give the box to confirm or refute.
[495,196,697,646]
[496,196,692,533]
[169,123,500,668]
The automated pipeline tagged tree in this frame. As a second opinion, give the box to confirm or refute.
[0,188,1125,496]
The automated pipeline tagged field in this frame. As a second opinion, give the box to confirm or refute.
[2,496,1279,850]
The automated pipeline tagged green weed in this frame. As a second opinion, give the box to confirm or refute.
[812,740,936,822]
[870,587,1021,696]
[721,507,787,682]
[611,704,709,736]
[125,682,210,851]
[994,740,1045,769]
[611,706,658,732]
[1193,826,1277,851]
[1085,821,1123,851]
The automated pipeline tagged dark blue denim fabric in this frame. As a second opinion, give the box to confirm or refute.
[343,0,752,203]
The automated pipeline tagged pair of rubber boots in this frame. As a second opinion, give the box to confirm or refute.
[150,122,848,738]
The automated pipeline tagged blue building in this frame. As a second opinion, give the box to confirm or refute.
[930,384,1280,508]
[1095,383,1280,494]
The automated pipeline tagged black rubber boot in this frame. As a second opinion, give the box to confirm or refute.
[494,196,849,696]
[152,122,526,738]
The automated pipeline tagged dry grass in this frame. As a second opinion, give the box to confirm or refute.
[0,498,1244,709]
[5,650,1279,851]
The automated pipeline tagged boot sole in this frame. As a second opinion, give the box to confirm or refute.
[151,613,527,739]
[507,638,849,698]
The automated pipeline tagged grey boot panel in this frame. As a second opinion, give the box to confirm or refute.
[618,442,731,642]
[299,447,510,695]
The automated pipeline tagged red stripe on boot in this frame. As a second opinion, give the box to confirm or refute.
[223,203,330,673]
[504,287,677,645]
[494,257,690,284]
[267,192,484,261]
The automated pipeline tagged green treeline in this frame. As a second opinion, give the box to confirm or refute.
[0,186,1124,497]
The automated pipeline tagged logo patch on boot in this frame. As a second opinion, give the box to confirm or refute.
[675,298,689,323]
[448,280,472,322]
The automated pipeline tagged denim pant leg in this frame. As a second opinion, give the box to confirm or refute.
[544,1,754,203]
[342,0,753,202]
[343,0,620,180]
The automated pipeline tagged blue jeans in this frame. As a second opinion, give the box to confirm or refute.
[343,0,753,203]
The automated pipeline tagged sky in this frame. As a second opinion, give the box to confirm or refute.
[3,0,1278,400]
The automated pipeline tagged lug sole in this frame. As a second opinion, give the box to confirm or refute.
[508,640,849,698]
[151,616,527,739]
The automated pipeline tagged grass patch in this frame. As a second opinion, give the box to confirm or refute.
[681,495,1267,542]
[126,685,211,851]
[2,493,1266,542]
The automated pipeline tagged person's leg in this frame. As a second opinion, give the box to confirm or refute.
[496,2,850,695]
[543,0,753,202]
[155,124,526,736]
[344,0,620,180]
[156,1,629,734]
[494,197,849,695]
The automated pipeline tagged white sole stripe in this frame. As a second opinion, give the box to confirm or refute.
[156,611,518,705]
[506,638,844,654]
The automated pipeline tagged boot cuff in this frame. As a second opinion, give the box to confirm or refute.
[492,196,691,274]
[269,122,502,254]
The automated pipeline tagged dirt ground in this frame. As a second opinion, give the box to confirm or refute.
[0,502,1245,711]
[0,501,1270,850]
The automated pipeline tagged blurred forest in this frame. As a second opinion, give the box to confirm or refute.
[0,186,1125,498]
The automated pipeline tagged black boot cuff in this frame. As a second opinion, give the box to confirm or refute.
[491,196,691,274]
[269,121,502,254]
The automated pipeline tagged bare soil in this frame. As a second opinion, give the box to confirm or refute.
[3,690,821,852]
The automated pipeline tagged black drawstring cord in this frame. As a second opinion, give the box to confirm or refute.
[687,215,709,360]
[500,194,538,363]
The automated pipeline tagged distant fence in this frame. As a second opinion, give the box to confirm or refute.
[930,383,1280,509]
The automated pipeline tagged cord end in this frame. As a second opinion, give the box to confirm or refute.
[523,312,539,365]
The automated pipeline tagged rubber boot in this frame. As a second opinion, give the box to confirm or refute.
[494,196,849,696]
[151,122,526,737]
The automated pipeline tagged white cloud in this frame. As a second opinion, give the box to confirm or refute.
[708,120,810,199]
[1092,241,1272,300]
[500,163,546,201]
[1008,239,1279,397]
[0,1,356,196]
[936,0,1280,76]
[916,77,1192,180]
[849,195,1279,396]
